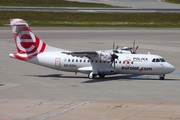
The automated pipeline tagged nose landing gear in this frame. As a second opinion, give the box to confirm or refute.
[159,74,165,80]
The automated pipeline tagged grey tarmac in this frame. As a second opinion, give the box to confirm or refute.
[68,0,180,8]
[0,27,180,120]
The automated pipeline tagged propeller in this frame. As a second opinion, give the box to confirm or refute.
[111,42,119,69]
[113,42,119,53]
[110,53,118,69]
[130,40,139,54]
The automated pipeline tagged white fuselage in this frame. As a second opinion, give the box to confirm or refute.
[18,51,174,76]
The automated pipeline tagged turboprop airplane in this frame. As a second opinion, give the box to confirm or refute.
[8,18,175,80]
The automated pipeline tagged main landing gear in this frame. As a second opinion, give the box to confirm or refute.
[88,72,96,79]
[88,72,105,79]
[159,74,165,80]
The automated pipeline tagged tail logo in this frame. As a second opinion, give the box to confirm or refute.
[17,31,36,54]
[14,29,46,60]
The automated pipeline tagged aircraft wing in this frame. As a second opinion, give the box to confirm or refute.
[62,51,98,59]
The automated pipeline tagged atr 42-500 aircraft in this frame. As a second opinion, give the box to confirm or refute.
[8,18,175,80]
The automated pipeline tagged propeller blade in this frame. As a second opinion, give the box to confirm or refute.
[116,45,119,50]
[113,42,115,51]
[130,49,133,54]
[133,40,135,52]
[114,60,115,69]
[135,45,139,53]
[112,42,119,53]
[114,45,119,53]
[131,40,139,54]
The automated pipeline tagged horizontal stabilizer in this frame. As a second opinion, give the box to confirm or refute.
[5,23,28,26]
[7,19,29,26]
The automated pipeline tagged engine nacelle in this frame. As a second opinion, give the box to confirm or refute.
[98,51,112,61]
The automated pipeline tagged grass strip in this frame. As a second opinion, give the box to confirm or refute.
[0,0,120,8]
[165,0,180,4]
[0,11,180,27]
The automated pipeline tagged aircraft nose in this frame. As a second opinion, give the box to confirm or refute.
[168,64,175,73]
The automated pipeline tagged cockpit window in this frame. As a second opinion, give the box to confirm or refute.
[160,58,166,62]
[152,58,166,62]
[156,59,160,62]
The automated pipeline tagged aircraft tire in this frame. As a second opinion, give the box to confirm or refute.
[98,73,105,78]
[88,72,96,79]
[159,77,164,80]
[159,74,165,80]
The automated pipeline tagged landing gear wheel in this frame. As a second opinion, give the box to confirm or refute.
[88,72,96,79]
[159,74,165,80]
[159,77,164,80]
[98,73,105,78]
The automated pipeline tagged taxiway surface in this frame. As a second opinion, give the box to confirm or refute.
[0,27,180,120]
[68,0,180,8]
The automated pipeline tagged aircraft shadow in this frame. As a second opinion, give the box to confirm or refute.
[82,75,179,83]
[24,74,63,78]
[24,74,179,83]
[24,74,87,79]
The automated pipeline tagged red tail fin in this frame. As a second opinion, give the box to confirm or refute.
[9,19,46,60]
